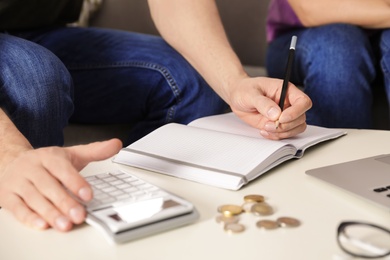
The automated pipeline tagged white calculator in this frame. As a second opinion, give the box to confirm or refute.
[83,170,199,244]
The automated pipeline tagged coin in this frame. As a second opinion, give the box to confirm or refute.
[215,214,240,225]
[243,194,265,203]
[251,202,274,216]
[241,201,257,213]
[256,219,280,230]
[277,217,301,228]
[224,223,245,233]
[218,204,243,216]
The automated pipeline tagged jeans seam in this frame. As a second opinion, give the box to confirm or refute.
[68,61,181,122]
[381,37,390,76]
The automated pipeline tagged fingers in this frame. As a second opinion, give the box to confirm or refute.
[260,118,308,140]
[230,77,312,140]
[55,139,122,205]
[32,167,87,226]
[0,140,122,232]
[253,95,282,122]
[40,147,93,203]
[18,179,75,231]
[278,87,312,124]
[1,155,87,231]
[4,194,49,230]
[1,178,75,232]
[65,138,122,170]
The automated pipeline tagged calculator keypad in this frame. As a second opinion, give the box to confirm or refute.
[85,171,167,210]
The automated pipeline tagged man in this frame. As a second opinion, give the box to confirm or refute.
[0,0,311,232]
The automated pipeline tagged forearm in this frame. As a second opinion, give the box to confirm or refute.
[147,0,247,105]
[0,108,32,169]
[289,0,390,28]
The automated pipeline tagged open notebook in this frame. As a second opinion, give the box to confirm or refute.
[306,154,390,210]
[113,113,346,190]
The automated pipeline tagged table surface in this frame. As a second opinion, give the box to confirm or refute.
[1,129,389,260]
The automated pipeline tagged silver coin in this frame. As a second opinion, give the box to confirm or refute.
[241,201,257,213]
[277,217,301,228]
[215,214,240,225]
[251,202,274,216]
[224,223,245,233]
[256,219,280,230]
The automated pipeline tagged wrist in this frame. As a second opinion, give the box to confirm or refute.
[0,108,33,172]
[219,69,249,105]
[0,142,32,176]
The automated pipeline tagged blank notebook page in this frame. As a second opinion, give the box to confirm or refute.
[129,123,288,175]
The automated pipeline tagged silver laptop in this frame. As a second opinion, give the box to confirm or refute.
[305,154,390,210]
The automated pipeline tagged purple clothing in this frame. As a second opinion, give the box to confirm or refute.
[266,0,303,42]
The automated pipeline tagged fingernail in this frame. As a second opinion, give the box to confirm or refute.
[78,187,92,201]
[33,217,47,229]
[267,107,280,120]
[260,130,269,137]
[265,122,277,131]
[55,216,71,231]
[70,206,85,224]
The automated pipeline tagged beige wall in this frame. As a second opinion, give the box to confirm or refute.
[90,0,269,67]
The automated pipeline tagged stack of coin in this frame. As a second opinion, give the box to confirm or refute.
[216,204,245,233]
[241,194,264,213]
[215,194,301,234]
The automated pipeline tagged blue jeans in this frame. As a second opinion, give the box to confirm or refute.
[266,24,390,129]
[0,27,228,147]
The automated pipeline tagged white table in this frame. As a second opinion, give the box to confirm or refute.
[1,129,389,260]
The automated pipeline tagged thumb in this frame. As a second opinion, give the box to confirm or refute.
[65,138,123,170]
[254,95,281,121]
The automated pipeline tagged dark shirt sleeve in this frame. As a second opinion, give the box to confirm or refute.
[0,0,83,30]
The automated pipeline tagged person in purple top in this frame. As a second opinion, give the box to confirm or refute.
[266,0,390,129]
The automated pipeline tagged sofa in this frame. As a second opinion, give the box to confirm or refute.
[63,0,389,146]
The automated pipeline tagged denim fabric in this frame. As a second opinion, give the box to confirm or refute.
[0,33,74,147]
[266,24,384,129]
[379,30,390,107]
[0,27,228,147]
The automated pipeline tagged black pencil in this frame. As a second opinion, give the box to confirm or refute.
[276,35,297,129]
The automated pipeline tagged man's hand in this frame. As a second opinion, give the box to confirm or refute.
[229,77,312,140]
[0,139,122,232]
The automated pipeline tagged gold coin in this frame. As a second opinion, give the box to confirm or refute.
[224,223,245,233]
[256,219,280,230]
[277,217,301,228]
[215,214,240,225]
[243,194,265,203]
[251,202,274,216]
[218,204,243,216]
